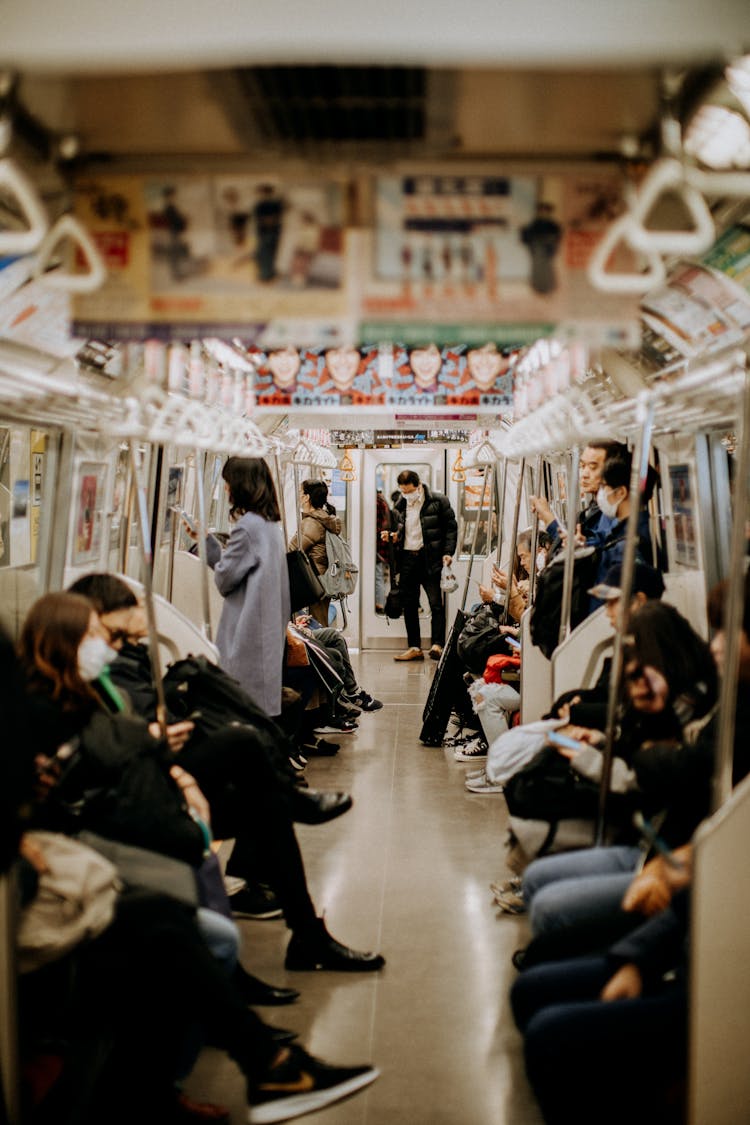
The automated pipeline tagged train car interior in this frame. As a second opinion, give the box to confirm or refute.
[1,3,750,1123]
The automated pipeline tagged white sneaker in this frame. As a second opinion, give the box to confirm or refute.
[454,737,488,762]
[465,773,504,794]
[464,767,486,780]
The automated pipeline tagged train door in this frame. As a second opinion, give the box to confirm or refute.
[360,447,445,649]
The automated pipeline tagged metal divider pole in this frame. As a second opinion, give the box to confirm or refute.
[528,456,542,606]
[595,397,655,844]
[128,439,169,737]
[503,458,526,625]
[557,446,580,647]
[193,448,213,642]
[495,456,508,566]
[712,362,750,812]
[460,465,492,612]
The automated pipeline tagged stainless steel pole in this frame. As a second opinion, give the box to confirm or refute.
[558,446,580,647]
[193,447,213,642]
[495,456,508,566]
[128,440,168,737]
[712,361,750,812]
[528,456,542,605]
[595,397,655,844]
[503,458,526,625]
[460,465,492,611]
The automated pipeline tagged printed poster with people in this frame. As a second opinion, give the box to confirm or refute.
[388,343,514,407]
[72,174,349,343]
[363,170,636,332]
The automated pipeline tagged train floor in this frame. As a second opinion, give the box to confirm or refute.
[185,651,543,1124]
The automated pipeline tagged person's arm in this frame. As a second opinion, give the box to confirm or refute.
[212,523,260,596]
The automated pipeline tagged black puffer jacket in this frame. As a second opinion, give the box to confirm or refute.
[395,484,458,574]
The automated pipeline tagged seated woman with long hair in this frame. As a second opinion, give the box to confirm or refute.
[22,589,384,974]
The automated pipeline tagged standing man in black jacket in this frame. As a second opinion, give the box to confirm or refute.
[392,470,458,662]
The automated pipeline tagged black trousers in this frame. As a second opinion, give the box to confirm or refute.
[59,890,278,1124]
[179,727,318,937]
[399,550,445,648]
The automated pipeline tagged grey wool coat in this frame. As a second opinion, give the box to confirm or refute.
[206,512,290,717]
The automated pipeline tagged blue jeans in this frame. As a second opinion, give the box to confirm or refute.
[511,955,686,1125]
[375,558,387,608]
[522,846,642,962]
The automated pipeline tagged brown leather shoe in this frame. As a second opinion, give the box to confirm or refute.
[429,644,443,660]
[394,647,424,661]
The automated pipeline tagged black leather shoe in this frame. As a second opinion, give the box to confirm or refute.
[285,922,385,972]
[269,1026,299,1045]
[292,789,353,825]
[233,967,300,1006]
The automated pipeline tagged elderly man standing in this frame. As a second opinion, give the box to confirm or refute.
[391,470,457,662]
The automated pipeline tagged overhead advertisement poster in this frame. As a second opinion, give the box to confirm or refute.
[73,175,351,347]
[361,169,638,343]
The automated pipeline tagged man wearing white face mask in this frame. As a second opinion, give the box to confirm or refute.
[392,469,457,661]
[590,454,654,607]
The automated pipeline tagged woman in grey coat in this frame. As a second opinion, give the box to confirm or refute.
[205,457,290,717]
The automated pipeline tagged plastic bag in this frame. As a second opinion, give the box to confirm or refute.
[440,564,459,593]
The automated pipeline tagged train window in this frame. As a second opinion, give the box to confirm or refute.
[457,467,496,558]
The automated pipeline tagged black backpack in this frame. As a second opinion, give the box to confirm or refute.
[163,656,286,744]
[529,546,599,659]
[457,604,515,675]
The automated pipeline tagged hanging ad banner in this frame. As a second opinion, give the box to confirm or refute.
[250,342,514,410]
[361,169,638,332]
[72,174,351,344]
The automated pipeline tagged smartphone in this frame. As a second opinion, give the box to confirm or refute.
[505,636,522,650]
[547,730,586,752]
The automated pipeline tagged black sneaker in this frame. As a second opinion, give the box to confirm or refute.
[336,700,362,719]
[289,754,307,772]
[301,738,340,757]
[231,885,283,921]
[345,690,383,712]
[247,1044,379,1123]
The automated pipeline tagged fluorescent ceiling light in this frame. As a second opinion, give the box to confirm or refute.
[684,104,750,169]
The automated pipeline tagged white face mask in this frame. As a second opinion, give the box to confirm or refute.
[401,487,421,504]
[536,551,546,572]
[596,486,620,520]
[78,636,118,682]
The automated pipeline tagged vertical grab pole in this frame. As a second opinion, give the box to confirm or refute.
[502,458,526,625]
[495,456,509,566]
[274,454,289,546]
[128,440,168,737]
[527,456,542,605]
[595,395,655,844]
[558,446,580,647]
[460,465,492,611]
[0,869,20,1125]
[712,360,750,812]
[193,447,213,643]
[120,451,136,576]
[166,507,179,603]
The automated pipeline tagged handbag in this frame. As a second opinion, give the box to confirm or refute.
[17,831,120,972]
[286,625,310,667]
[286,548,325,613]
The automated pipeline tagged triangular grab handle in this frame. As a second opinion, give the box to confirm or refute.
[587,213,666,295]
[626,158,715,257]
[0,157,49,255]
[33,213,107,293]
